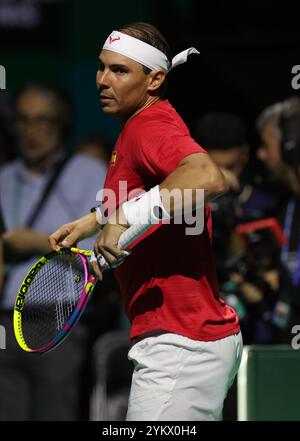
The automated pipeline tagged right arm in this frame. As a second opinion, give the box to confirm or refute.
[48,212,101,250]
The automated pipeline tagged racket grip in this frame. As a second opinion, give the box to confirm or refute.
[118,222,152,249]
[89,223,151,270]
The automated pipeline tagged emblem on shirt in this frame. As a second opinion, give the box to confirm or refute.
[110,151,117,166]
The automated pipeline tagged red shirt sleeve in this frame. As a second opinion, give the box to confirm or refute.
[132,120,207,180]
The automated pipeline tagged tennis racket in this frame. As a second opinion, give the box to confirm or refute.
[13,222,151,354]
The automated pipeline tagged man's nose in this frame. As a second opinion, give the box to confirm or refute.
[256,146,267,162]
[96,69,110,88]
[18,122,37,138]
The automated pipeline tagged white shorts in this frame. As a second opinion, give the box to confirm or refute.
[126,331,243,421]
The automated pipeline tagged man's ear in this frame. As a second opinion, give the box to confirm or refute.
[147,70,166,92]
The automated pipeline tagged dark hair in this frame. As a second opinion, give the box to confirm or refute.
[117,22,171,96]
[15,81,74,141]
[255,101,283,133]
[194,112,248,150]
[280,97,300,136]
[279,97,300,166]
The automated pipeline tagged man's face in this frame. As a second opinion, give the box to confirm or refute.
[96,50,151,121]
[257,122,300,194]
[208,146,248,178]
[256,123,282,171]
[15,90,61,164]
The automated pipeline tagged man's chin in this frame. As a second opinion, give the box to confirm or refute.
[23,156,46,167]
[100,103,117,114]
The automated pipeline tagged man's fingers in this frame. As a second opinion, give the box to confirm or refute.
[49,234,62,250]
[98,246,117,267]
[90,245,130,281]
[91,260,103,281]
[49,227,69,250]
[91,244,129,274]
[49,225,82,251]
[99,245,129,267]
[60,230,81,249]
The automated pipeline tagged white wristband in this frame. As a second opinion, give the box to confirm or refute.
[95,205,104,225]
[121,185,170,226]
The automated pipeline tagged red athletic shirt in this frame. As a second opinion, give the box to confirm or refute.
[103,100,240,341]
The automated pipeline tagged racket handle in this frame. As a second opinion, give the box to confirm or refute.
[89,223,152,269]
[118,222,153,249]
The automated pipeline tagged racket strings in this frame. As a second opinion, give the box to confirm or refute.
[21,253,85,350]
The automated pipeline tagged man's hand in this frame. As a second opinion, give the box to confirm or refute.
[49,212,100,251]
[91,207,130,280]
[3,228,50,255]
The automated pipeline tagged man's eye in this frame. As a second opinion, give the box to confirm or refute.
[98,62,104,71]
[113,68,127,74]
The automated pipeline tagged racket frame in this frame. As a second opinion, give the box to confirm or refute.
[14,221,153,353]
[13,247,96,354]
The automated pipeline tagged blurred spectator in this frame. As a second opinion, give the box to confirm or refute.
[194,112,277,279]
[76,133,112,165]
[256,99,299,199]
[0,81,108,421]
[195,111,249,186]
[255,97,300,341]
[256,101,282,168]
[256,97,300,270]
[194,112,248,271]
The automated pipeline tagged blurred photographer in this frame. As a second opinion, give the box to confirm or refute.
[251,97,300,340]
[256,98,300,315]
[256,99,300,201]
[194,109,299,344]
[221,222,293,344]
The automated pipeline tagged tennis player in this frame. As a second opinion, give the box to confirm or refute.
[49,22,243,421]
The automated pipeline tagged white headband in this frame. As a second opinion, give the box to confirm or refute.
[102,31,200,72]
